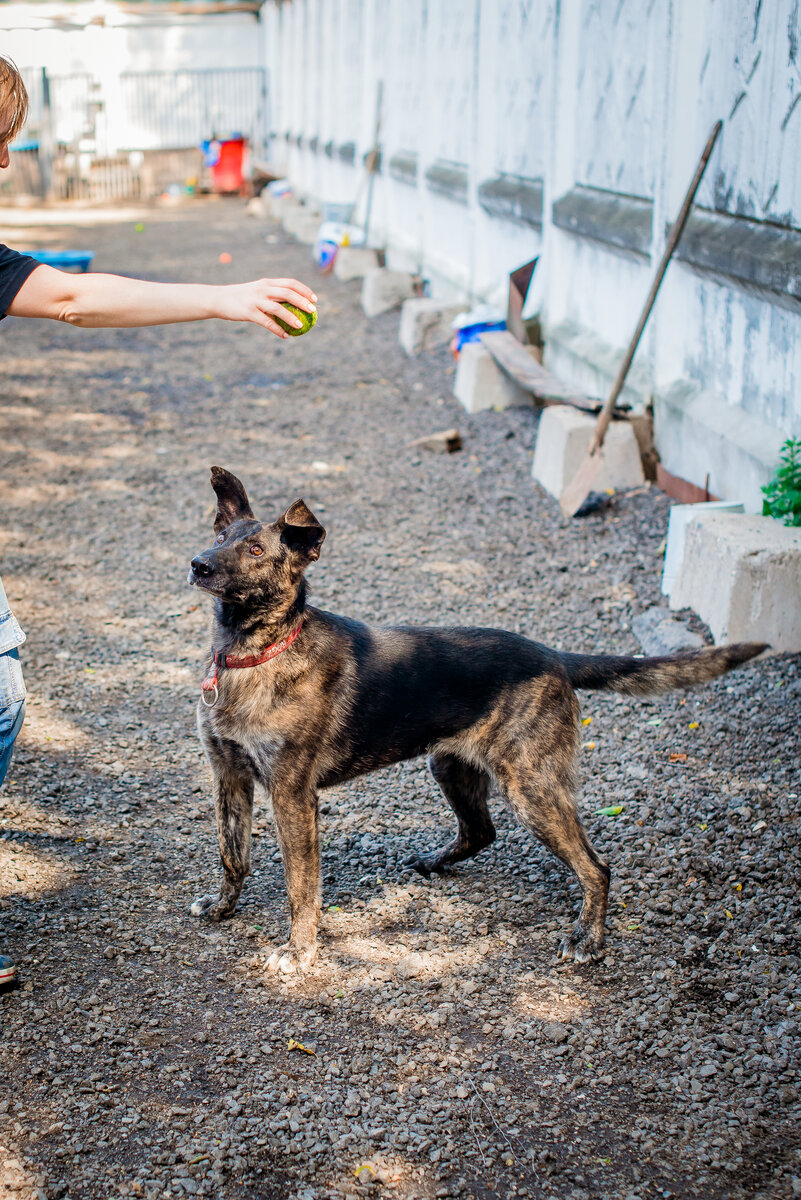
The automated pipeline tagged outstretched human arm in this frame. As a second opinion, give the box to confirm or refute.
[7,266,316,338]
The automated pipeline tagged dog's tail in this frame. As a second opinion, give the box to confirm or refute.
[559,642,767,697]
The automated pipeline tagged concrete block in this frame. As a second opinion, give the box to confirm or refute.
[360,268,416,318]
[268,192,293,221]
[670,513,801,652]
[293,213,323,245]
[245,193,269,218]
[453,344,533,414]
[279,199,304,234]
[334,247,380,282]
[282,202,319,238]
[531,406,645,499]
[398,298,464,355]
[661,500,745,598]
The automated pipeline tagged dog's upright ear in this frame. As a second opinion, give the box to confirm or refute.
[279,499,326,563]
[210,466,255,533]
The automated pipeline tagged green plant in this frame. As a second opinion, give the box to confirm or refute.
[762,437,801,526]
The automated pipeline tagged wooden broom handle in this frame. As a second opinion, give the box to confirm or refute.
[590,119,723,454]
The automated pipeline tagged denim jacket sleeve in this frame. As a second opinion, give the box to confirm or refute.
[0,575,26,705]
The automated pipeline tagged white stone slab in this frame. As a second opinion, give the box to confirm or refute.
[245,194,268,218]
[670,512,801,652]
[260,192,280,220]
[360,268,417,318]
[334,247,381,281]
[279,199,304,234]
[282,202,319,238]
[398,298,464,356]
[453,343,533,414]
[294,213,323,245]
[531,405,644,499]
[661,501,745,598]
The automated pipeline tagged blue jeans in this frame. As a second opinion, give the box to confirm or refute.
[0,635,26,790]
[0,694,25,790]
[0,602,26,968]
[0,690,23,971]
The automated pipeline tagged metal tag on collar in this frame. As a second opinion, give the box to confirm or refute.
[201,661,219,709]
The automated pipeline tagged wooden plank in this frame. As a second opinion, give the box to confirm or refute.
[480,330,600,413]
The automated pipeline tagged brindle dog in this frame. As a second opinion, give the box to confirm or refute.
[188,466,766,973]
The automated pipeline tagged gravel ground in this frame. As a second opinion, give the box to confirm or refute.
[1,199,799,1200]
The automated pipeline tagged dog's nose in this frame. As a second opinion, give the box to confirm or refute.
[191,556,214,577]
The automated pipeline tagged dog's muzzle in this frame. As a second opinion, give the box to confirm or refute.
[189,556,217,588]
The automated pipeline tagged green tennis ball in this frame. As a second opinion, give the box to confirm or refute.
[276,303,318,336]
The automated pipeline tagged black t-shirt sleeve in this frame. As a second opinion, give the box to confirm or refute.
[0,243,40,318]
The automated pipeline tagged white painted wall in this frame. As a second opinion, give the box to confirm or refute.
[262,0,801,511]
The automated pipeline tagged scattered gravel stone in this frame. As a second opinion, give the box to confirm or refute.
[396,954,427,979]
[0,201,798,1200]
[542,1022,570,1044]
[631,606,706,655]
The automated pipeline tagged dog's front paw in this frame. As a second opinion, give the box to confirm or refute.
[265,942,316,975]
[557,924,605,965]
[189,893,235,922]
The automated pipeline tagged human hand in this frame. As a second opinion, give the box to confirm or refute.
[217,277,318,338]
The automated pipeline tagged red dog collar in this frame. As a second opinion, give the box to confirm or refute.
[201,620,303,708]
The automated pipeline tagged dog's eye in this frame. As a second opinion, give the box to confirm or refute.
[216,534,224,545]
[250,544,264,557]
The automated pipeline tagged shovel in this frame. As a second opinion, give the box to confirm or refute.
[560,119,723,518]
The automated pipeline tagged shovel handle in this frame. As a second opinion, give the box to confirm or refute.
[590,119,723,455]
[363,80,384,245]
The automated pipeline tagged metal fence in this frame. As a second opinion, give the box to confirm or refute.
[1,66,269,201]
[49,74,95,146]
[117,69,269,156]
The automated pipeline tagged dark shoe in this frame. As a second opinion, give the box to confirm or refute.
[0,955,16,986]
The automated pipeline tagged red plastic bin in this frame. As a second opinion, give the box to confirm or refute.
[210,137,248,193]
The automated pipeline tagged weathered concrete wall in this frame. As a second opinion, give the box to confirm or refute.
[263,0,548,301]
[262,0,801,512]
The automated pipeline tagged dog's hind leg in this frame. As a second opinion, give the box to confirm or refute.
[190,768,254,922]
[500,762,610,963]
[407,752,495,877]
[476,676,610,962]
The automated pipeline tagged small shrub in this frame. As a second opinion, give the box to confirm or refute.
[762,437,801,527]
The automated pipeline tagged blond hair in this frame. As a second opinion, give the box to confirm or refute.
[0,55,29,141]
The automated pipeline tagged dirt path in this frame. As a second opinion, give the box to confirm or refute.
[1,200,799,1200]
